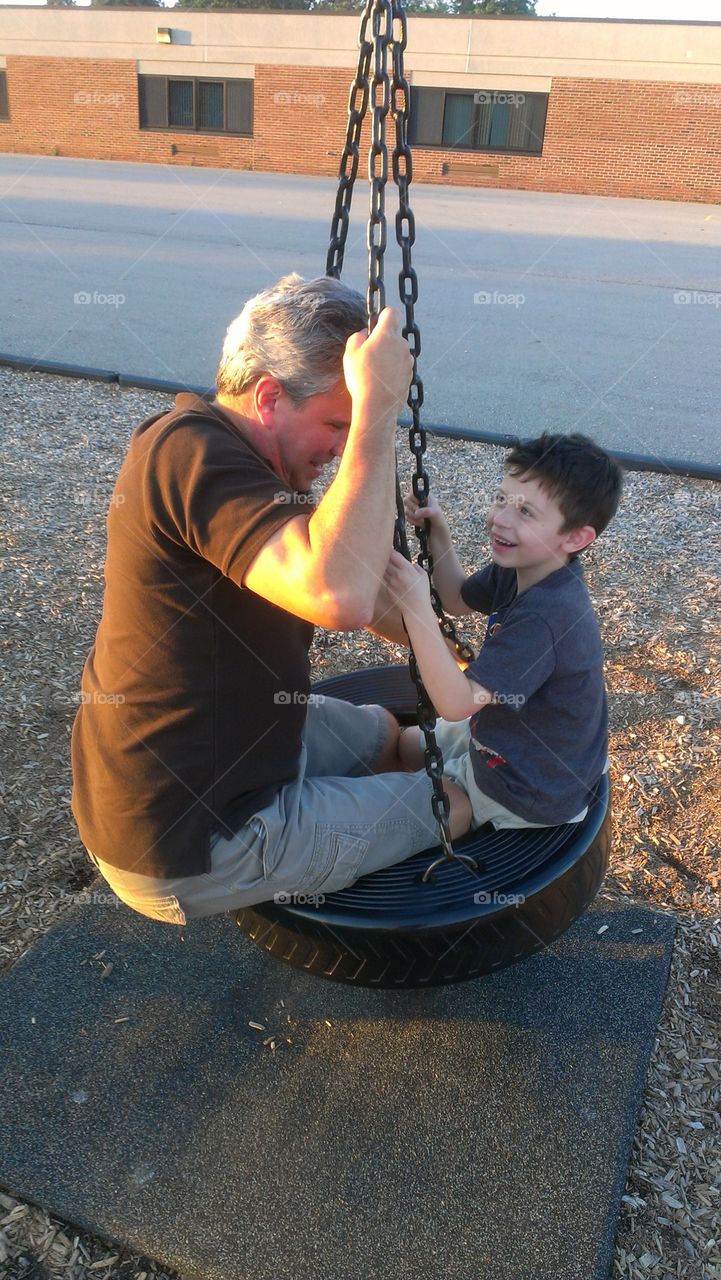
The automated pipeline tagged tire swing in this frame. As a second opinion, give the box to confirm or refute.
[233,0,612,988]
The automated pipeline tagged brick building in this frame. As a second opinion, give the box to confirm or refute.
[1,9,720,203]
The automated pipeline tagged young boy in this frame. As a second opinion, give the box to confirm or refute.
[384,432,623,832]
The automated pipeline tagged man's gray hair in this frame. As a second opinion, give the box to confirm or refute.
[216,273,368,404]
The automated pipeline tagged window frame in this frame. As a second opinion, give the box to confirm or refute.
[410,86,548,158]
[0,69,10,123]
[138,74,253,138]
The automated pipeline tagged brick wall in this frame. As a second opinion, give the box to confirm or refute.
[252,66,351,177]
[410,78,721,204]
[2,57,720,203]
[4,57,140,160]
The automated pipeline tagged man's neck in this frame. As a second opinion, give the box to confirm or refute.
[214,393,254,438]
[214,394,282,477]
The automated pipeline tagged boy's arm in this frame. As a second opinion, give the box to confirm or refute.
[403,493,473,617]
[383,551,494,720]
[366,574,411,646]
[366,571,475,660]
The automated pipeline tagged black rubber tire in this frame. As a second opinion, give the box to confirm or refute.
[233,665,612,989]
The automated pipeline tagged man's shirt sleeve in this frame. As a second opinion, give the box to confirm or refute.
[145,419,306,585]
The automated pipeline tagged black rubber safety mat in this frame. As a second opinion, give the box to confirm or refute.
[0,897,675,1280]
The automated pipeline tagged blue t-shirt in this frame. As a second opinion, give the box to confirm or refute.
[461,558,608,824]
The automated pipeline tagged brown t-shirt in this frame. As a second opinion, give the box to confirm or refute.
[71,394,314,878]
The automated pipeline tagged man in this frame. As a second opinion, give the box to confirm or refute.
[71,274,471,925]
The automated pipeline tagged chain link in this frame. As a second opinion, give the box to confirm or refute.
[326,0,374,282]
[388,0,475,668]
[327,0,479,878]
[367,0,392,325]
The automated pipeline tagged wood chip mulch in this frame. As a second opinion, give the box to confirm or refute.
[0,370,719,1280]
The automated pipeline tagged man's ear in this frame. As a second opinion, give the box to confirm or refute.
[562,525,596,555]
[253,376,284,427]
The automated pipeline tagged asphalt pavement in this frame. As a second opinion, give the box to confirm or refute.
[1,154,720,464]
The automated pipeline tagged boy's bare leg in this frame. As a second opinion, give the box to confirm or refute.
[369,708,405,773]
[444,780,473,839]
[397,725,425,771]
[370,715,472,838]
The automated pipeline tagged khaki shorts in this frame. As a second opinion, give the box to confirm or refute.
[431,717,590,831]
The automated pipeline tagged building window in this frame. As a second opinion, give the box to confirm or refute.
[0,70,9,122]
[169,80,194,130]
[410,87,547,156]
[138,75,253,136]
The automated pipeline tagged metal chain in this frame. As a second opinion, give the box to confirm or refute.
[327,0,479,878]
[388,0,478,879]
[367,0,392,326]
[388,0,475,668]
[326,0,374,281]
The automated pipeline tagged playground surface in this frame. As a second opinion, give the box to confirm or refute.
[0,368,719,1279]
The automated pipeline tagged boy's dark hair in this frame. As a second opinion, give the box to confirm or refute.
[504,432,623,554]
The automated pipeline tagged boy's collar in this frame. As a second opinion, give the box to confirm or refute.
[514,557,583,595]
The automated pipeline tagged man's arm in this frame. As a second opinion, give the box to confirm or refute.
[243,309,410,631]
[366,574,411,647]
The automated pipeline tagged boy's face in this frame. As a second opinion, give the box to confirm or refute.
[487,472,595,582]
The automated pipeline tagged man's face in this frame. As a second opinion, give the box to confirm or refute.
[270,379,353,493]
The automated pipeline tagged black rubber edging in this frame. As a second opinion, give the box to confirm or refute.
[425,422,721,483]
[1,352,719,482]
[0,352,209,398]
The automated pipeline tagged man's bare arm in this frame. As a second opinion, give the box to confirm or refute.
[244,310,410,630]
[366,568,472,665]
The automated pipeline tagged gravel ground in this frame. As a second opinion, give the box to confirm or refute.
[0,369,719,1280]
